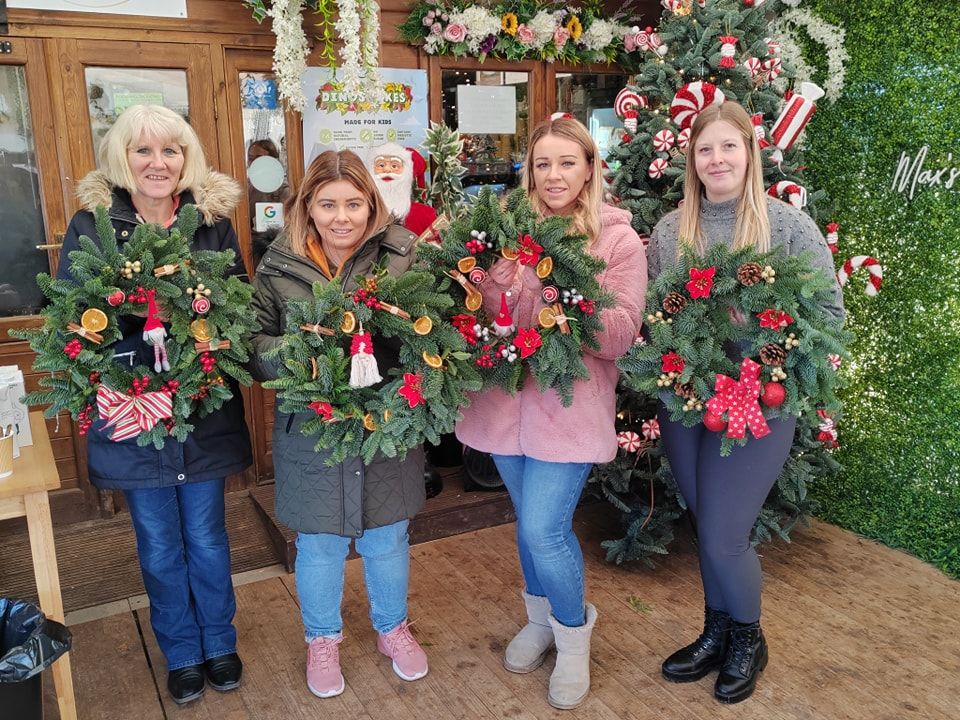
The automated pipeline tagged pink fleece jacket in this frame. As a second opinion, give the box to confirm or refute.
[455,204,647,464]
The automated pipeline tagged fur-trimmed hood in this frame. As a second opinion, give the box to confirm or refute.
[76,169,242,225]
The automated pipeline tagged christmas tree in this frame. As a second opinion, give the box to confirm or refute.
[597,0,844,563]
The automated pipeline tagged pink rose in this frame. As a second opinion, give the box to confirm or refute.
[553,26,570,48]
[430,22,442,35]
[443,22,467,43]
[516,24,536,45]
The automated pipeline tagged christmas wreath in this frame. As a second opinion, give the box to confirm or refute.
[417,188,612,406]
[617,243,850,455]
[13,206,258,447]
[264,269,482,466]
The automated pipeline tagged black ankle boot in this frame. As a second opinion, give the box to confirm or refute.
[661,607,731,682]
[714,621,768,703]
[167,664,205,704]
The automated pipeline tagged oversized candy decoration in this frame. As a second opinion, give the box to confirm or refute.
[763,57,782,82]
[648,158,670,179]
[838,255,883,296]
[641,418,661,440]
[617,430,643,452]
[744,57,763,78]
[615,88,647,119]
[623,108,639,134]
[677,127,691,149]
[825,222,839,254]
[769,81,824,163]
[670,81,725,130]
[718,35,738,68]
[767,181,807,209]
[653,129,676,153]
[751,113,770,149]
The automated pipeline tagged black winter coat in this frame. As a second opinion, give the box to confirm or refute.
[57,170,252,490]
[249,225,425,538]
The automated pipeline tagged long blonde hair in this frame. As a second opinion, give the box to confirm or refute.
[522,116,603,244]
[284,149,391,257]
[677,102,770,255]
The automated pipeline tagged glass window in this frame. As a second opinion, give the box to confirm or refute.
[0,66,49,317]
[85,67,189,152]
[556,72,632,169]
[239,72,289,267]
[442,69,529,198]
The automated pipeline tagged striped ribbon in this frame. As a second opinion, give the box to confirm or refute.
[96,385,173,442]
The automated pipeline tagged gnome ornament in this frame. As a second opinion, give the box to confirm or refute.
[349,328,383,388]
[492,292,516,337]
[367,142,438,236]
[142,288,170,373]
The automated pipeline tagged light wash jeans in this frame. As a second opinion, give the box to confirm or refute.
[124,478,237,670]
[491,454,592,627]
[295,519,410,639]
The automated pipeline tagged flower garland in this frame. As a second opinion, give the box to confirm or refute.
[265,0,310,112]
[399,0,631,63]
[14,206,257,447]
[335,0,386,108]
[264,271,481,466]
[771,8,849,102]
[417,188,612,406]
[617,243,850,455]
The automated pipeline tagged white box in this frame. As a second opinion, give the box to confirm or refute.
[0,365,32,454]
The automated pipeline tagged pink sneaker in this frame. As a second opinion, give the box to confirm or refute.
[306,634,345,698]
[377,621,428,681]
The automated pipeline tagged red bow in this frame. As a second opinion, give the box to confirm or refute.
[705,358,771,440]
[96,385,173,442]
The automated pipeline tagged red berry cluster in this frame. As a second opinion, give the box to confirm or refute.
[466,238,487,254]
[163,379,180,395]
[127,286,149,304]
[577,299,595,315]
[129,375,152,396]
[352,288,382,310]
[64,339,83,359]
[190,375,224,401]
[475,344,497,368]
[76,404,94,436]
[88,371,101,385]
[199,352,217,373]
[163,418,176,432]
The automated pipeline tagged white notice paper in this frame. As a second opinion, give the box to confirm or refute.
[457,86,517,135]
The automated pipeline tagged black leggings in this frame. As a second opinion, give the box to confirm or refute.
[658,405,796,623]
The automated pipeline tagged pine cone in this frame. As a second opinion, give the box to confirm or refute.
[662,292,688,314]
[674,382,696,400]
[760,342,787,366]
[737,262,763,286]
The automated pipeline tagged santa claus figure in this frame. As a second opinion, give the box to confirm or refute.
[368,142,438,236]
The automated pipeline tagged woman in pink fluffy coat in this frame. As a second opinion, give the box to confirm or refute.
[456,115,647,710]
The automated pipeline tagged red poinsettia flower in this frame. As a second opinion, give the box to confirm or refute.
[517,233,544,266]
[308,401,336,422]
[661,351,686,374]
[398,372,425,408]
[515,327,543,359]
[451,314,479,345]
[757,308,795,331]
[685,266,716,299]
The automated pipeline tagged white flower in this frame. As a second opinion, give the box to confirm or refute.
[267,0,309,112]
[580,18,622,52]
[527,10,557,49]
[449,6,501,54]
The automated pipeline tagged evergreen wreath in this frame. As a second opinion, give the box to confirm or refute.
[618,243,850,455]
[264,269,482,466]
[13,206,257,447]
[417,188,612,406]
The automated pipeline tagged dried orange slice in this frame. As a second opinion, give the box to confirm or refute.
[190,319,212,342]
[340,311,357,334]
[422,351,443,369]
[383,409,392,423]
[413,316,433,335]
[465,292,483,312]
[501,247,519,261]
[536,256,554,279]
[362,413,377,431]
[80,308,108,333]
[457,256,477,273]
[537,306,557,329]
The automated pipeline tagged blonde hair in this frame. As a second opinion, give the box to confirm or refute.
[677,101,770,256]
[522,116,603,244]
[97,105,208,196]
[284,149,391,257]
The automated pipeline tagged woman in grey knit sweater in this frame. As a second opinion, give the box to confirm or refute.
[648,101,844,704]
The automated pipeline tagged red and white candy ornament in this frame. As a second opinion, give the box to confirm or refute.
[653,129,676,153]
[838,255,883,296]
[825,222,839,254]
[767,181,807,209]
[641,418,660,440]
[617,430,643,453]
[718,35,738,69]
[648,158,670,179]
[670,81,725,130]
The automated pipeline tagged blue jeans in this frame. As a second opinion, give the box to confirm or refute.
[492,454,592,627]
[124,478,237,670]
[296,519,410,639]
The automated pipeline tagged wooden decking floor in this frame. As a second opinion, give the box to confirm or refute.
[42,506,960,720]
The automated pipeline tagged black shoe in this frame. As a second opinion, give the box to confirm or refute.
[661,607,731,682]
[167,664,205,704]
[714,622,768,704]
[205,652,243,692]
[424,465,444,499]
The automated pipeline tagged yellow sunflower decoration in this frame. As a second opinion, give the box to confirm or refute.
[565,15,583,41]
[501,12,518,36]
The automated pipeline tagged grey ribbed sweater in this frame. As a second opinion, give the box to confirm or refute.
[648,197,845,321]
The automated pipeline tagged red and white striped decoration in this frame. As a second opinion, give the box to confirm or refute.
[838,256,883,296]
[770,82,824,163]
[751,113,770,149]
[468,268,487,284]
[718,35,738,68]
[767,181,807,209]
[617,430,643,452]
[763,58,782,82]
[828,353,842,370]
[670,81,725,130]
[825,222,839,254]
[97,385,174,442]
[744,57,763,78]
[677,127,691,149]
[648,158,670,179]
[615,88,646,119]
[765,37,781,55]
[653,129,676,152]
[641,418,661,440]
[623,108,639,134]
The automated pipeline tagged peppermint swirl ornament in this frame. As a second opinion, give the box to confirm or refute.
[670,81,725,130]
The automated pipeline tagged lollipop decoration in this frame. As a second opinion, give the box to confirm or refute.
[615,87,647,134]
[670,81,725,130]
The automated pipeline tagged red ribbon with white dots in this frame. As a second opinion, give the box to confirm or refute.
[705,358,771,440]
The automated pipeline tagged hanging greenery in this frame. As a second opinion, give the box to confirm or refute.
[422,122,466,220]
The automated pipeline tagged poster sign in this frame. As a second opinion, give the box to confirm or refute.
[113,92,165,114]
[301,68,428,169]
[8,0,187,17]
[254,203,284,233]
[457,85,516,135]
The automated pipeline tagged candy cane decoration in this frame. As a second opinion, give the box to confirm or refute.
[825,222,839,254]
[838,255,883,296]
[767,181,807,208]
[718,35,738,68]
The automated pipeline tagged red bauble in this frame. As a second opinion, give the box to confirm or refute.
[106,290,125,307]
[703,411,727,432]
[761,382,786,407]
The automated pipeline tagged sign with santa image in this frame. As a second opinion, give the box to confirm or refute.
[301,67,428,170]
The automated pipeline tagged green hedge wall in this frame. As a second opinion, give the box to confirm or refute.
[803,1,960,577]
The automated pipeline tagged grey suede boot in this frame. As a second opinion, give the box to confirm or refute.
[504,591,555,673]
[547,604,597,710]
